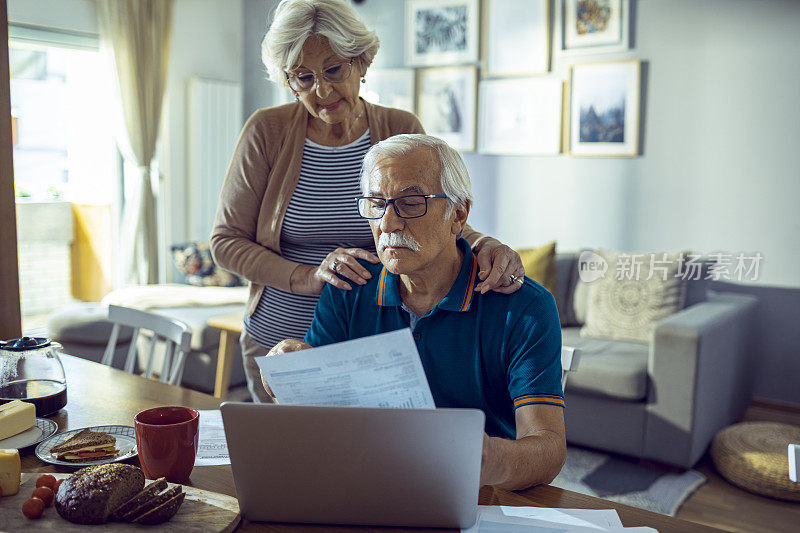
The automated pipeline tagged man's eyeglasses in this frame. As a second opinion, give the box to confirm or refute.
[355,194,449,219]
[286,58,355,93]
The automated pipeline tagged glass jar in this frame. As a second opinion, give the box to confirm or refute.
[0,337,68,416]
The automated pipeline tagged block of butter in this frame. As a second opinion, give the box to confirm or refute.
[0,449,21,496]
[0,400,36,441]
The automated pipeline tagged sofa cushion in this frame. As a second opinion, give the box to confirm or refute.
[562,327,649,401]
[148,304,244,351]
[579,249,686,343]
[516,241,557,296]
[47,302,133,346]
[555,253,581,326]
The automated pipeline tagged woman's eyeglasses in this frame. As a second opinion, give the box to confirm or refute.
[286,58,355,93]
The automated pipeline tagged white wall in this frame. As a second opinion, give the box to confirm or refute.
[330,0,800,288]
[494,0,800,288]
[497,0,800,288]
[350,0,800,289]
[161,0,244,277]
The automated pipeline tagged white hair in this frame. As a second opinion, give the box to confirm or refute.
[360,134,474,217]
[262,0,380,86]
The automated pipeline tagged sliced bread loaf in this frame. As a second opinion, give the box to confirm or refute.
[55,464,145,525]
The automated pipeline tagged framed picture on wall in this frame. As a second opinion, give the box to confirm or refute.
[417,66,477,151]
[406,0,479,67]
[361,68,416,114]
[483,0,550,76]
[479,77,563,155]
[568,60,641,157]
[561,0,631,53]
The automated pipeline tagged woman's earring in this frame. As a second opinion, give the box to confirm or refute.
[294,93,299,102]
[361,76,366,84]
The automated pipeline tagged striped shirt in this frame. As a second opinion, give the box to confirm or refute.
[244,130,374,348]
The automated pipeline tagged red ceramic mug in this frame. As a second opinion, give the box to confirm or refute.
[134,406,199,483]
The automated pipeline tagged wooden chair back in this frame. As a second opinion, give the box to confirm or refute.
[101,305,192,385]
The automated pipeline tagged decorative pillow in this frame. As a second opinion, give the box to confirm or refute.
[170,242,244,287]
[573,273,589,324]
[579,249,686,343]
[515,241,557,296]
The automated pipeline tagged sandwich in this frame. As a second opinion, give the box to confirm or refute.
[49,428,119,462]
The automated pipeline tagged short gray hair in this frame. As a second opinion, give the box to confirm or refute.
[262,0,380,86]
[360,134,474,216]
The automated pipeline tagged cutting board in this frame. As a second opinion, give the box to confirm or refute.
[0,473,241,532]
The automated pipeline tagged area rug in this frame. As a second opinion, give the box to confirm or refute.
[550,446,707,516]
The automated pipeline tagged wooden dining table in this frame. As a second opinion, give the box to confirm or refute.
[20,354,723,532]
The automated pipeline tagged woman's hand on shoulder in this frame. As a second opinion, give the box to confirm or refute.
[473,239,525,295]
[289,247,380,295]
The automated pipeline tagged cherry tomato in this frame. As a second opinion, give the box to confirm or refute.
[54,478,64,492]
[35,474,57,490]
[22,497,45,519]
[32,486,54,507]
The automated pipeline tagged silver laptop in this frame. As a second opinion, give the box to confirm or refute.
[220,402,484,528]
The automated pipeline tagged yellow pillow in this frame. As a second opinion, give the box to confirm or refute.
[516,241,557,296]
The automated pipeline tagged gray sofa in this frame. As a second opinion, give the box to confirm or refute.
[555,253,758,469]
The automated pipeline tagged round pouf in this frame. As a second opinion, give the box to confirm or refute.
[711,421,800,501]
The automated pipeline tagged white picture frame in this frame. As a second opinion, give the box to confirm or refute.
[559,0,631,54]
[406,0,480,67]
[483,0,550,76]
[417,66,478,152]
[479,77,563,156]
[568,60,641,157]
[361,68,416,114]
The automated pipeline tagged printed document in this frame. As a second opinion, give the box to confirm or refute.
[195,410,230,466]
[255,328,435,408]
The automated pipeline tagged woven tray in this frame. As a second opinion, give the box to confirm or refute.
[711,421,800,501]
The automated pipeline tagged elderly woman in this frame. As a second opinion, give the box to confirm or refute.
[211,0,524,402]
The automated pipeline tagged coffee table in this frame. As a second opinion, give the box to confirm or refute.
[20,355,725,532]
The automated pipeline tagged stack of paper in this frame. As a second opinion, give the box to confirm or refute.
[463,506,658,532]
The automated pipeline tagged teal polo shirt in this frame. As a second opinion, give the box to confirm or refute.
[304,238,563,439]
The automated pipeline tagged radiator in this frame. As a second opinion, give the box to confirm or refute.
[187,77,243,242]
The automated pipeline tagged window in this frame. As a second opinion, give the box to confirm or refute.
[10,32,119,334]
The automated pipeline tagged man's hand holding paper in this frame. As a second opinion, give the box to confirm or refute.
[260,338,312,400]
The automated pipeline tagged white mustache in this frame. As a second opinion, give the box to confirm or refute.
[378,232,421,252]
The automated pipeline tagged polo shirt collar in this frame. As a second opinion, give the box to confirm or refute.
[375,237,479,313]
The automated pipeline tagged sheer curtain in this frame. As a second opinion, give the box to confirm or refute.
[97,0,174,285]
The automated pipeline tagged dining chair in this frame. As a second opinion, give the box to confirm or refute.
[561,345,581,389]
[100,305,192,386]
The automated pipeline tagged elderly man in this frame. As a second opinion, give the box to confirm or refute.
[263,134,565,490]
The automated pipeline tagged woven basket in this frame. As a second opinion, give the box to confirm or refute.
[711,421,800,501]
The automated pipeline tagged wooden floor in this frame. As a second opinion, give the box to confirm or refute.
[675,399,800,533]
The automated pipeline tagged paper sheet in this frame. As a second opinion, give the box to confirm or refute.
[255,329,435,408]
[500,506,623,529]
[463,506,655,533]
[194,409,230,466]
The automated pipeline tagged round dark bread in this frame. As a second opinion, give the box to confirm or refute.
[110,477,168,521]
[55,464,145,525]
[131,491,186,525]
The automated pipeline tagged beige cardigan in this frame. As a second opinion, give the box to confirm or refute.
[210,100,485,316]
